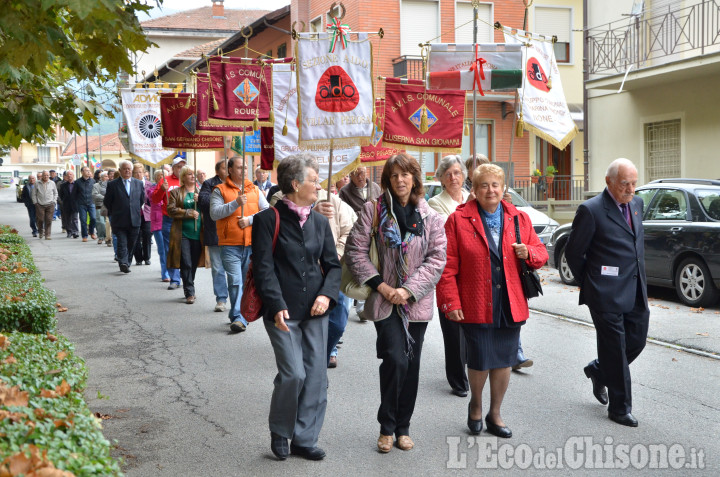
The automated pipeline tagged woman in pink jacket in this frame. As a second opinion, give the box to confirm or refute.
[149,170,170,282]
[345,153,446,454]
[436,163,547,439]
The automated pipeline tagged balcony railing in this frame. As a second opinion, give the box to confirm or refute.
[392,56,424,81]
[512,175,587,203]
[587,0,720,75]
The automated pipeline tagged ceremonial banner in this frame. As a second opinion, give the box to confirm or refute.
[260,127,274,170]
[295,32,374,146]
[427,43,522,94]
[159,93,224,150]
[208,57,272,127]
[382,79,465,153]
[121,88,176,165]
[359,99,403,165]
[230,129,261,154]
[274,63,360,185]
[503,28,578,150]
[195,73,246,136]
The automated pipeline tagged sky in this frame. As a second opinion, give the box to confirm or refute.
[144,0,291,20]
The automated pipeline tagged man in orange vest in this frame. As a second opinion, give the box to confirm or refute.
[210,156,269,333]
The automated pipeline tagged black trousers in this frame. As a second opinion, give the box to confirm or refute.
[133,219,152,263]
[587,283,649,415]
[439,309,468,393]
[374,311,428,437]
[25,204,37,234]
[114,226,140,269]
[180,237,201,298]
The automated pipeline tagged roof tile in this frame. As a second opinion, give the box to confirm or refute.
[141,7,270,32]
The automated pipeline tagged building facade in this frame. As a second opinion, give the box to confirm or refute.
[585,0,720,189]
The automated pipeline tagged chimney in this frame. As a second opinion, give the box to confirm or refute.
[212,0,224,18]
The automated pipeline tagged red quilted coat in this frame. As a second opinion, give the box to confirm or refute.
[436,200,548,324]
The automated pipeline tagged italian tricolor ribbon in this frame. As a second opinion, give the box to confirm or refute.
[327,17,350,53]
[469,44,488,96]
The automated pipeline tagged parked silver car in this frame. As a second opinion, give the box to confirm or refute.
[423,181,559,243]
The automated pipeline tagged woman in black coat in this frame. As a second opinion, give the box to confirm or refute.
[251,153,341,461]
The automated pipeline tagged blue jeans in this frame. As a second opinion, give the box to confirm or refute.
[162,215,181,285]
[153,230,169,281]
[517,336,528,363]
[221,245,251,326]
[208,245,228,304]
[77,203,96,238]
[327,291,351,363]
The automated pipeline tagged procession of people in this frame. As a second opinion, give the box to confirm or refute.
[19,154,649,461]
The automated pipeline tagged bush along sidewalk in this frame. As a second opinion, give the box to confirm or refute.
[0,226,122,476]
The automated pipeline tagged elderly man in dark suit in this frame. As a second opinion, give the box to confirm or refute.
[566,158,649,427]
[104,160,146,273]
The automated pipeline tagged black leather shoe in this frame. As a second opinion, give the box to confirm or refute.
[270,432,288,460]
[290,443,326,460]
[119,263,130,273]
[608,412,638,427]
[144,260,151,265]
[452,388,468,398]
[485,414,512,438]
[467,403,482,435]
[584,365,608,405]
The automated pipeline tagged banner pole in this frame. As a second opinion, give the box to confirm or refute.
[472,4,478,172]
[327,139,334,200]
[194,149,198,232]
[241,129,246,217]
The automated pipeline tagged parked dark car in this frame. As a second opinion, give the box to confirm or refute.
[547,179,720,307]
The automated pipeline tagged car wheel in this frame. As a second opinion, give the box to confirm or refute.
[558,246,577,286]
[675,257,719,307]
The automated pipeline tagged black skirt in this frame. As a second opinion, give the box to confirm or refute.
[461,323,520,371]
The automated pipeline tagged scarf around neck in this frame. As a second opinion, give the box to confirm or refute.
[282,197,312,227]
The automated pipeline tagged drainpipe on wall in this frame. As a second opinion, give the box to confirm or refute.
[583,0,589,192]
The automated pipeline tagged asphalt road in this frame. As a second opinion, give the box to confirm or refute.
[2,186,718,476]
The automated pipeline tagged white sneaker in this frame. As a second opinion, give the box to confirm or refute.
[214,302,226,312]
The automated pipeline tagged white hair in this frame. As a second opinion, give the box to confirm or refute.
[605,158,637,180]
[119,160,133,170]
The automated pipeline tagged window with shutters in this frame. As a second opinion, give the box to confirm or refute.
[455,2,493,43]
[461,122,492,162]
[534,6,572,64]
[401,0,440,56]
[645,119,681,181]
[277,43,287,58]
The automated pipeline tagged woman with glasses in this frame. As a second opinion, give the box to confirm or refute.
[428,155,471,398]
[252,153,341,461]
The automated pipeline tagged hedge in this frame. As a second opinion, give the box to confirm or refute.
[0,332,122,476]
[0,225,57,334]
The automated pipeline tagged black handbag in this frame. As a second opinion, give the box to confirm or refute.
[514,215,543,299]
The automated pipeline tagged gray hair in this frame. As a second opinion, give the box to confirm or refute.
[436,154,467,182]
[119,160,133,170]
[465,154,489,172]
[99,171,108,179]
[277,153,319,195]
[605,158,637,180]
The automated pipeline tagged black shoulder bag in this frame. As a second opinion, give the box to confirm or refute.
[514,215,543,299]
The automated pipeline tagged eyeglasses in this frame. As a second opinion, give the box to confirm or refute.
[305,178,321,186]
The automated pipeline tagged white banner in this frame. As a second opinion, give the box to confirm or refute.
[273,63,360,186]
[295,33,374,146]
[121,88,177,166]
[503,28,578,150]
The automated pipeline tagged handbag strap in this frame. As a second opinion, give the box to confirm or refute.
[513,215,531,273]
[513,215,523,245]
[271,206,280,252]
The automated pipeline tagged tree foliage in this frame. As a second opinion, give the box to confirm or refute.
[0,0,159,148]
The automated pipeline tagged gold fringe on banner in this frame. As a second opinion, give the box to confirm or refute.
[206,117,272,127]
[382,141,462,155]
[252,117,260,132]
[546,76,552,91]
[185,95,192,109]
[195,129,243,137]
[516,112,525,138]
[212,96,219,111]
[524,123,579,151]
[463,121,470,136]
[282,122,288,136]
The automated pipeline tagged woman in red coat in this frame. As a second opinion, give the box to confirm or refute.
[436,163,547,438]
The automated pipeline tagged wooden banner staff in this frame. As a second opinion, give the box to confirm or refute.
[241,129,246,217]
[193,149,198,231]
[326,139,334,199]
